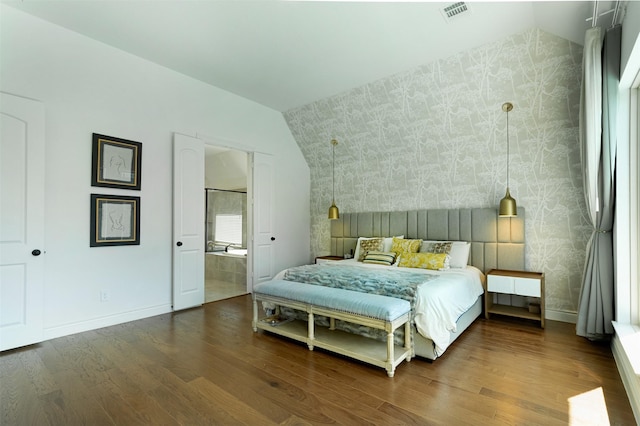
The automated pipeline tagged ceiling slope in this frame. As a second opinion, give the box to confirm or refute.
[2,1,620,111]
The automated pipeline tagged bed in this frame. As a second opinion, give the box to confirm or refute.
[276,207,525,360]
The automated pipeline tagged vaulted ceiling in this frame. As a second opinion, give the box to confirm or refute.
[3,1,622,112]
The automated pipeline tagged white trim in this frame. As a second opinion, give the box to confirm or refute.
[611,321,640,424]
[621,32,640,87]
[616,87,632,323]
[545,309,577,324]
[631,86,640,324]
[616,22,639,325]
[43,304,172,340]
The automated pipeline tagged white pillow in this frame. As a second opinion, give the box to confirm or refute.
[449,242,471,268]
[421,240,470,268]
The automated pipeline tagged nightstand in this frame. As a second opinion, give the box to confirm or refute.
[315,256,345,264]
[485,269,545,328]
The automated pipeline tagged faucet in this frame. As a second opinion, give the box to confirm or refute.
[225,244,232,252]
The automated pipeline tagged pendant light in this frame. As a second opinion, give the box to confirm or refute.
[499,102,517,217]
[328,139,339,220]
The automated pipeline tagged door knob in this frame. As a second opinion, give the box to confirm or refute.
[271,237,275,241]
[32,249,42,256]
[176,241,183,247]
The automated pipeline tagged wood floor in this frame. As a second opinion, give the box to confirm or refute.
[1,295,635,426]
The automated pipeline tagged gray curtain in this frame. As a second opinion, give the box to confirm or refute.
[576,25,621,338]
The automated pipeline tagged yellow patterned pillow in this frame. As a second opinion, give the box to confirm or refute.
[398,252,450,271]
[391,237,421,256]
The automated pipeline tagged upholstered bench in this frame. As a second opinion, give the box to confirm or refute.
[252,279,412,377]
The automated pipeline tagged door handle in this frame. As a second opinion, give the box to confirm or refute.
[176,241,183,247]
[271,237,275,241]
[32,249,42,256]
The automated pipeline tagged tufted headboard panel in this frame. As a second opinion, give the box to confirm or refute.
[329,207,525,273]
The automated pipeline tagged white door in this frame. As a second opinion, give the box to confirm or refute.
[172,133,205,310]
[0,93,45,351]
[249,152,275,289]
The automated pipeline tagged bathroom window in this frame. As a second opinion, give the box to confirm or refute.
[206,188,247,251]
[215,214,242,245]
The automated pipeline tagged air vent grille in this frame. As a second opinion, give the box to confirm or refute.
[441,2,470,20]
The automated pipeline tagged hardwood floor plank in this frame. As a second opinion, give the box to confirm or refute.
[17,345,58,396]
[103,366,180,425]
[90,375,150,426]
[189,376,279,425]
[143,362,247,425]
[48,368,115,425]
[0,350,51,426]
[0,295,635,426]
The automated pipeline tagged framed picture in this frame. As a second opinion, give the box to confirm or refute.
[90,194,140,247]
[91,133,142,190]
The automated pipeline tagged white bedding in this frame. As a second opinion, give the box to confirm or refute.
[274,259,485,356]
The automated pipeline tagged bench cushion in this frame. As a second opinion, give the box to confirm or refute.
[254,279,410,321]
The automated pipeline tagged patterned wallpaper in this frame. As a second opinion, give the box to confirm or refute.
[284,28,588,315]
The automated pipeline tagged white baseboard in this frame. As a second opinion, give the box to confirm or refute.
[611,322,640,425]
[43,304,173,341]
[545,309,577,324]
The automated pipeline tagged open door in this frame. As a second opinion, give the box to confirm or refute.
[172,133,205,310]
[0,93,45,351]
[249,152,275,290]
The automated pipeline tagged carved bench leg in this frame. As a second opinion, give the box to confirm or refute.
[252,297,258,332]
[404,319,412,362]
[329,317,336,330]
[307,309,315,351]
[386,330,395,377]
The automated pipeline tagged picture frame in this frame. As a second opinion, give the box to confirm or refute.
[91,133,142,190]
[90,194,140,247]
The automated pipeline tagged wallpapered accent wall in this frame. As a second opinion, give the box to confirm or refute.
[284,29,588,315]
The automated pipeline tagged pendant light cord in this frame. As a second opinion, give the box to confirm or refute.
[331,139,337,203]
[506,109,510,188]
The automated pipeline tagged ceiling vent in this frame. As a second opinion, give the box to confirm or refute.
[440,2,471,21]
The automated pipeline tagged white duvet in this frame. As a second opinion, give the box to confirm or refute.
[275,259,485,356]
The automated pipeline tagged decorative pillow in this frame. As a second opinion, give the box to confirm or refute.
[353,237,376,261]
[391,237,421,256]
[420,241,453,254]
[357,238,384,261]
[383,235,404,252]
[421,240,470,268]
[362,251,396,266]
[398,252,450,271]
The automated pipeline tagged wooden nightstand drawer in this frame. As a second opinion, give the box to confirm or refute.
[514,277,541,297]
[488,275,541,297]
[487,275,513,293]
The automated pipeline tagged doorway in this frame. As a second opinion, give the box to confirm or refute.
[204,145,248,302]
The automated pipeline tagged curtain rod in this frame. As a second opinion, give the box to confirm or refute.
[585,0,621,28]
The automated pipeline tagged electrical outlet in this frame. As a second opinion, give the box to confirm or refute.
[100,290,110,302]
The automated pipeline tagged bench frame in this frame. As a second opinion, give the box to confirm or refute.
[252,292,412,377]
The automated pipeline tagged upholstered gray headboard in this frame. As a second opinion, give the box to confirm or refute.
[330,208,525,273]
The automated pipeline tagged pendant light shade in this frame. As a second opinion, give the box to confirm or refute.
[499,188,517,217]
[328,139,339,220]
[499,102,517,217]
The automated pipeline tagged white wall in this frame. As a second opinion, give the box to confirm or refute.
[0,5,310,339]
